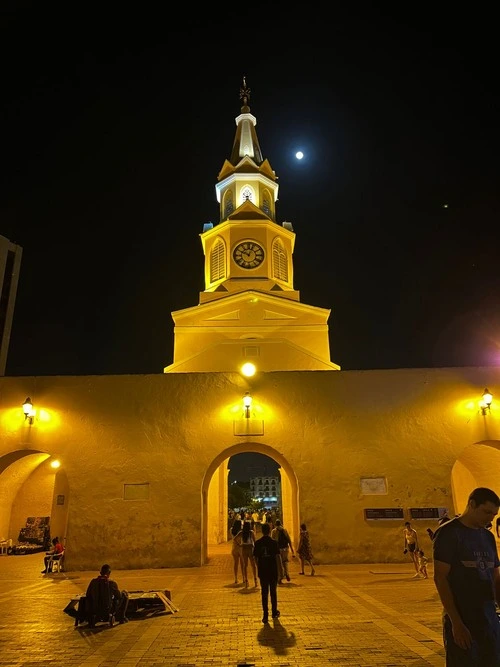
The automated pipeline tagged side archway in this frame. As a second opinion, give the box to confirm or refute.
[201,442,299,565]
[451,440,500,516]
[0,449,69,547]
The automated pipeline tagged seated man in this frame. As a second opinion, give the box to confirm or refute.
[41,537,64,573]
[85,564,129,625]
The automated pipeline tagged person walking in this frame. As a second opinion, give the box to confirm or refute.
[433,487,500,665]
[403,521,421,578]
[234,520,258,588]
[253,522,281,623]
[297,523,315,575]
[230,518,243,584]
[271,519,295,583]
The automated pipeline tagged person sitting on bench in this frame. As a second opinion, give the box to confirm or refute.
[85,564,129,625]
[41,537,64,573]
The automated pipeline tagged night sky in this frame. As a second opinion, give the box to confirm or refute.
[1,9,499,378]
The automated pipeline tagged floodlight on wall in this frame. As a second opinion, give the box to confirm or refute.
[243,392,253,419]
[22,397,34,424]
[480,388,493,415]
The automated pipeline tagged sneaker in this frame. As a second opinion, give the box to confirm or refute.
[272,610,280,618]
[412,573,421,578]
[262,616,268,624]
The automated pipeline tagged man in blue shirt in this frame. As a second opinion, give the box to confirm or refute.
[433,487,500,665]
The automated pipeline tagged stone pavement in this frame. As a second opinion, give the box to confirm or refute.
[0,544,445,666]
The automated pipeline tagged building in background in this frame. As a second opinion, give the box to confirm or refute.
[250,475,281,509]
[0,235,22,376]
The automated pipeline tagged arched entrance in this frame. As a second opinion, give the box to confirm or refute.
[0,449,69,547]
[201,442,299,564]
[451,439,500,515]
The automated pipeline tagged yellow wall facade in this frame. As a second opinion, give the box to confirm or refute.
[0,367,499,571]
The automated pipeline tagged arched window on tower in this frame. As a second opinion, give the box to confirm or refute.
[223,192,234,219]
[241,185,253,205]
[262,188,272,218]
[210,238,226,283]
[272,239,288,282]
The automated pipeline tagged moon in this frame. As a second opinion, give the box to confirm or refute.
[295,151,304,160]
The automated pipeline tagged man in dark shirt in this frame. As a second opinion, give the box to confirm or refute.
[433,487,500,665]
[253,522,281,623]
[85,564,129,625]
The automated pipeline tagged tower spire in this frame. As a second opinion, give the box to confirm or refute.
[240,76,251,112]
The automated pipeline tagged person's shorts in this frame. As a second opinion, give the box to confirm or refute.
[408,543,416,553]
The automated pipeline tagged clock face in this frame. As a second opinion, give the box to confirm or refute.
[233,241,265,269]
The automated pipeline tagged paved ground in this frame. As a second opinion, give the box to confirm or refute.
[0,544,446,666]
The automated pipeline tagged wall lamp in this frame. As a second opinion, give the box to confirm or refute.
[480,388,493,416]
[243,392,253,419]
[22,397,35,425]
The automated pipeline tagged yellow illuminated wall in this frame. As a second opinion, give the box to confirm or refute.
[0,368,499,570]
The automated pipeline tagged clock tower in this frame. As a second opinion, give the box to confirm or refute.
[164,79,340,373]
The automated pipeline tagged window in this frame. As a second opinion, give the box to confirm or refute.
[224,192,234,219]
[272,239,288,281]
[210,238,226,282]
[262,197,271,216]
[241,186,253,203]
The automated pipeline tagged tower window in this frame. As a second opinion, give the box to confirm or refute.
[262,197,271,216]
[272,239,288,282]
[241,186,253,204]
[210,238,226,282]
[224,192,234,219]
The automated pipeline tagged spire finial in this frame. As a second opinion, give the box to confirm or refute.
[240,76,251,111]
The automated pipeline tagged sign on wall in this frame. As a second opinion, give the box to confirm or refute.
[360,477,387,495]
[410,507,449,520]
[364,508,404,520]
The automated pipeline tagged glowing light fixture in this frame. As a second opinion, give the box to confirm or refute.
[50,460,61,469]
[243,392,253,419]
[480,388,493,415]
[22,397,34,425]
[241,362,256,377]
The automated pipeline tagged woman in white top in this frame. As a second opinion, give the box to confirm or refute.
[234,520,257,588]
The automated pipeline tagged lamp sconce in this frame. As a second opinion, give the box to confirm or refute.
[22,397,35,425]
[243,392,253,419]
[480,388,493,416]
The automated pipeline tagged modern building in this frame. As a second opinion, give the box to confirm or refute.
[0,81,499,571]
[0,234,22,376]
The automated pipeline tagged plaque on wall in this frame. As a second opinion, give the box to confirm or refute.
[56,495,65,505]
[410,507,449,520]
[364,508,404,520]
[360,477,387,495]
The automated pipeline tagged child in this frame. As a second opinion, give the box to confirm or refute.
[417,549,428,579]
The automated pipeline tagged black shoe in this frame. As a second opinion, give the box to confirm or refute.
[41,570,47,574]
[286,575,290,582]
[262,616,268,624]
[272,610,280,618]
[119,617,129,624]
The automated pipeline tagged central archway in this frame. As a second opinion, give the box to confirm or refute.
[201,442,299,564]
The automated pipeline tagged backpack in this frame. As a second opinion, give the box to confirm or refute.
[277,528,289,549]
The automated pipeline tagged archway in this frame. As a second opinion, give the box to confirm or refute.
[201,442,299,565]
[0,449,70,547]
[451,439,500,516]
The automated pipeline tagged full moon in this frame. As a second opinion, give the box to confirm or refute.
[295,151,304,160]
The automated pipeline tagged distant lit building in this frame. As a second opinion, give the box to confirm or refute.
[250,475,281,508]
[0,234,22,376]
